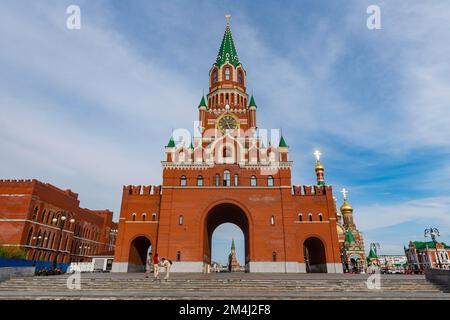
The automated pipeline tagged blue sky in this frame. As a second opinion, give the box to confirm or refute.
[1,1,450,264]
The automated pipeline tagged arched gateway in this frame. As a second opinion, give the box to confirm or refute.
[204,203,250,272]
[111,17,360,274]
[127,236,151,272]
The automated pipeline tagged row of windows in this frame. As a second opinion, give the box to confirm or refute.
[212,67,244,84]
[131,213,157,222]
[298,213,324,222]
[180,171,274,187]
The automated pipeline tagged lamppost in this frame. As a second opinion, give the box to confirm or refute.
[52,211,75,269]
[424,227,442,269]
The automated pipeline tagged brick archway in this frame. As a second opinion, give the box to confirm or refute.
[304,237,327,273]
[128,235,151,272]
[203,202,250,271]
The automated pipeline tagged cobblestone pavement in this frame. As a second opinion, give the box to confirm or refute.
[0,272,448,300]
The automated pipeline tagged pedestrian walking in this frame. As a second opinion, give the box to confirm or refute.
[161,258,172,281]
[145,252,152,278]
[153,253,160,280]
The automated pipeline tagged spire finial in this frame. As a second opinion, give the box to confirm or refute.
[225,14,231,26]
[341,188,348,200]
[314,150,321,161]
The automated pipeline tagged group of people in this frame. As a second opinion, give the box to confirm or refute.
[145,253,172,280]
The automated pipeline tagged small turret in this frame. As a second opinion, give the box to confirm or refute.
[313,150,325,186]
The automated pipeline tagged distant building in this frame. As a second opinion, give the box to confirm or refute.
[227,238,241,272]
[405,241,450,271]
[0,179,118,264]
[378,255,407,273]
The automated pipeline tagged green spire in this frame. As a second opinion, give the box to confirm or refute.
[368,247,378,259]
[189,142,194,150]
[231,238,235,251]
[198,96,207,109]
[166,136,175,148]
[215,18,241,68]
[279,136,288,148]
[345,230,356,244]
[248,95,257,108]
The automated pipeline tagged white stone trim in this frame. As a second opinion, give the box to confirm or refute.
[111,262,129,273]
[249,262,287,273]
[327,263,344,273]
[170,262,203,273]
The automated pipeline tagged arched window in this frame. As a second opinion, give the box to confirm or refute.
[176,251,181,262]
[152,213,157,221]
[225,67,230,80]
[178,214,183,225]
[238,70,243,84]
[319,213,323,222]
[298,214,303,222]
[234,174,239,186]
[180,175,187,187]
[212,69,218,83]
[215,174,220,187]
[308,213,313,222]
[26,228,34,245]
[41,210,46,222]
[32,207,38,220]
[267,176,274,187]
[251,175,257,187]
[272,252,277,262]
[142,213,147,221]
[132,213,136,221]
[223,170,231,186]
[197,175,203,187]
[270,215,275,225]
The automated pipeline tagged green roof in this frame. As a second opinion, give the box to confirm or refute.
[248,95,257,108]
[166,136,175,148]
[198,96,207,108]
[368,248,378,259]
[279,136,288,148]
[231,238,235,251]
[413,241,450,250]
[215,22,241,68]
[345,230,356,244]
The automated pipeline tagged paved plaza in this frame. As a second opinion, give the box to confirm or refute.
[0,272,449,300]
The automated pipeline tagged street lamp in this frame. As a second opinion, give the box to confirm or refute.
[424,227,442,269]
[52,210,75,269]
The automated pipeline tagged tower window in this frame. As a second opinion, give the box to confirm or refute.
[176,251,181,262]
[267,176,274,187]
[234,174,239,186]
[270,215,275,225]
[180,175,187,187]
[298,214,303,222]
[319,213,323,222]
[197,175,203,187]
[152,213,157,221]
[223,170,231,186]
[32,207,38,220]
[179,214,183,225]
[308,213,313,222]
[225,67,230,80]
[142,213,146,221]
[213,69,218,83]
[272,252,277,262]
[215,174,220,187]
[251,175,257,187]
[238,70,243,84]
[132,213,136,221]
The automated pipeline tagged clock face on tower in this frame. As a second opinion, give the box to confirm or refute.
[217,115,238,134]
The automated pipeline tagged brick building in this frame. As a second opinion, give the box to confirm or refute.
[0,179,118,264]
[112,16,365,273]
[405,240,450,271]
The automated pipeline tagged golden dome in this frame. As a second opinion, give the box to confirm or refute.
[336,210,342,220]
[340,198,353,212]
[315,161,324,171]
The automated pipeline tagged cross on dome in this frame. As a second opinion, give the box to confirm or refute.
[314,150,321,161]
[341,188,348,200]
[225,14,231,25]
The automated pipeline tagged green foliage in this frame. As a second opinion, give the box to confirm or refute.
[0,245,27,259]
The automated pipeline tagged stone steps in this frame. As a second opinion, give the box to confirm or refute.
[0,274,448,299]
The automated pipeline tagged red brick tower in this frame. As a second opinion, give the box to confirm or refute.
[112,16,345,273]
